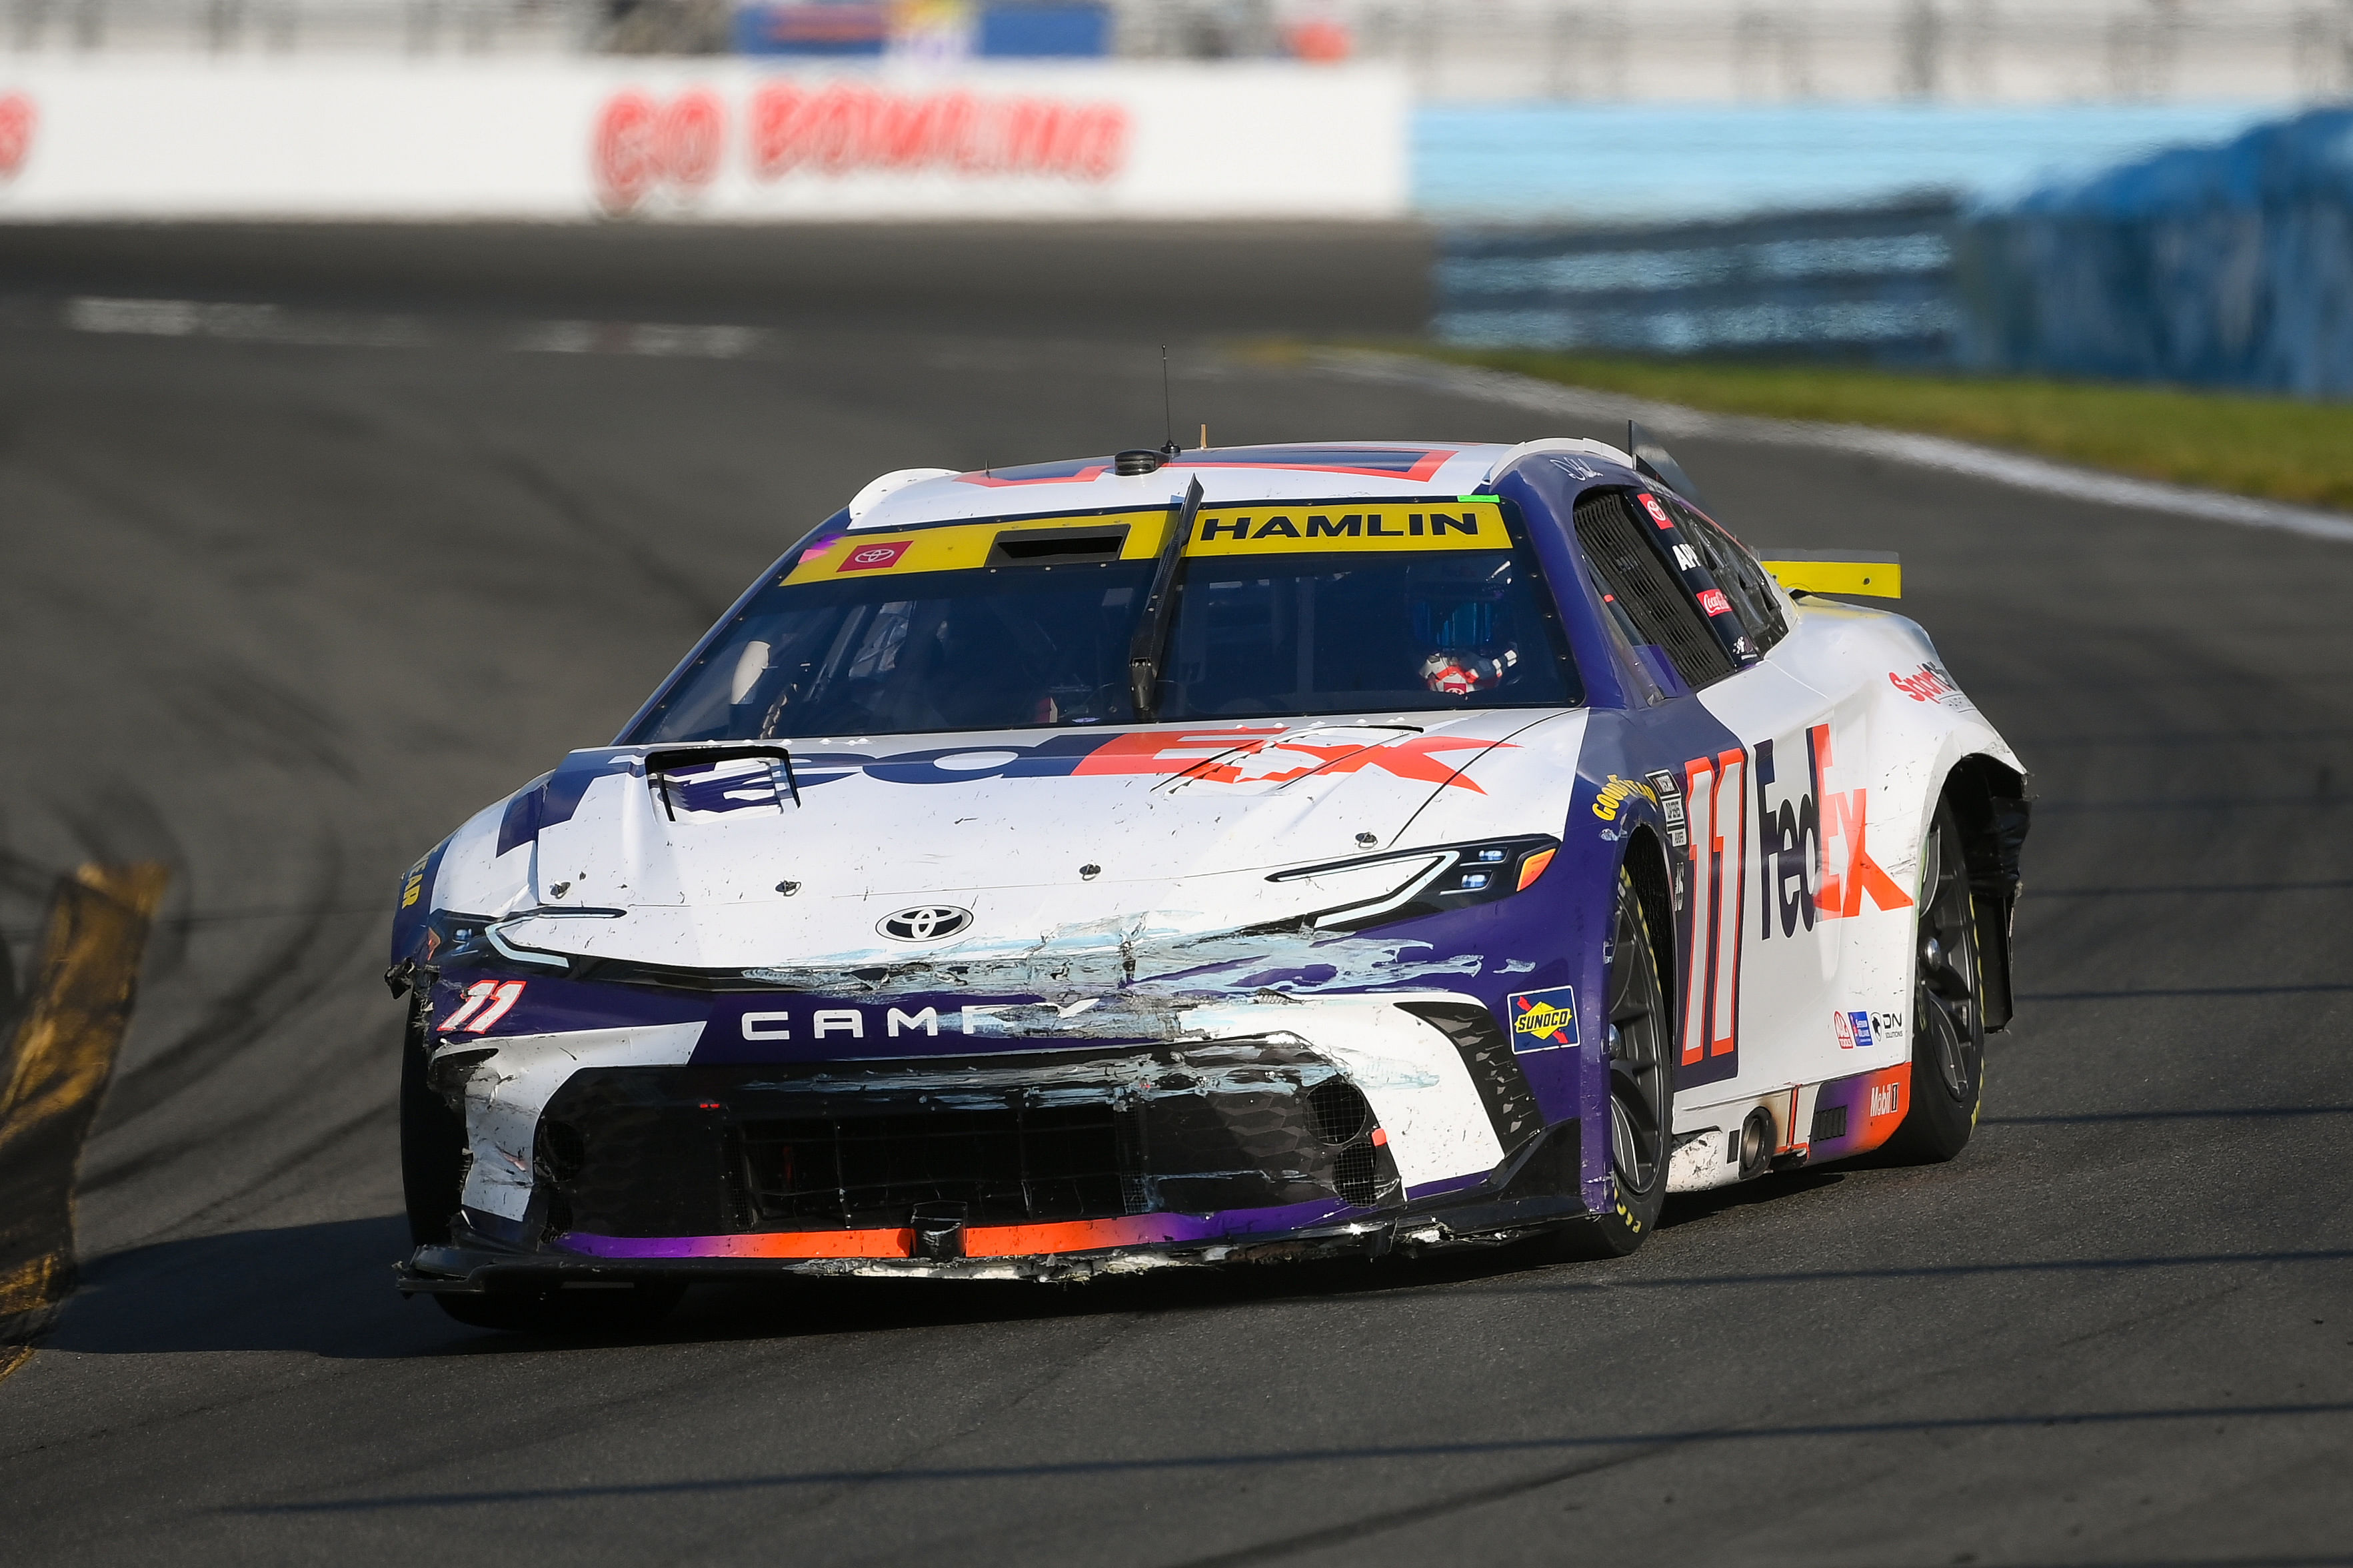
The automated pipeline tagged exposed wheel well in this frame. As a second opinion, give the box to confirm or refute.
[1622,826,1677,1037]
[1940,755,2030,1032]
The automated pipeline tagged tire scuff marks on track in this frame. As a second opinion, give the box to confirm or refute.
[0,862,169,1383]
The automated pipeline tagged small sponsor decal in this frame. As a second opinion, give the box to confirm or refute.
[1832,1010,1882,1050]
[1888,661,1973,710]
[839,539,913,572]
[1507,986,1580,1050]
[1870,1081,1902,1118]
[401,868,426,909]
[1696,587,1734,617]
[1638,492,1672,527]
[1590,772,1657,822]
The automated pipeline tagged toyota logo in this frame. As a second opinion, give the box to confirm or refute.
[877,905,972,942]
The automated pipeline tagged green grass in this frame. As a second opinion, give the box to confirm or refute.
[1409,347,2353,514]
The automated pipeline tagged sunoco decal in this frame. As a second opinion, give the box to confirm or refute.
[1506,986,1579,1052]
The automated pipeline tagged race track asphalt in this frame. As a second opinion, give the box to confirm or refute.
[0,224,2347,1567]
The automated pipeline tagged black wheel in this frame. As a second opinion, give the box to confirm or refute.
[1883,798,1986,1163]
[431,1281,685,1336]
[1550,866,1674,1258]
[399,993,467,1249]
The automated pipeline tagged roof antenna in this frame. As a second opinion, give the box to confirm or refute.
[1159,345,1180,459]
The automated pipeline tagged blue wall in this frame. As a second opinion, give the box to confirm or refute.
[1956,109,2353,396]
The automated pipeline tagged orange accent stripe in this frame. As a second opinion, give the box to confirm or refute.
[1515,848,1556,890]
[700,1229,914,1259]
[963,1215,1185,1258]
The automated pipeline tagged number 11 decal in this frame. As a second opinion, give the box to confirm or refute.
[1680,748,1747,1076]
[437,978,527,1034]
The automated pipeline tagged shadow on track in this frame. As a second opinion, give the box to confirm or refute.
[54,1198,1903,1363]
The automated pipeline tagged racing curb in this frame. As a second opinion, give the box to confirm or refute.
[0,863,170,1383]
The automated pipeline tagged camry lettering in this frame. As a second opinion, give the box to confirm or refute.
[887,1006,941,1037]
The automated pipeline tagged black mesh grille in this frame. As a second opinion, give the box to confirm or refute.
[738,1102,1127,1229]
[1810,1104,1849,1142]
[533,1048,1405,1239]
[1573,489,1735,689]
[1306,1078,1370,1144]
[1332,1143,1380,1206]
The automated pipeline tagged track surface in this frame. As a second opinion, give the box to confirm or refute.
[1,225,2348,1567]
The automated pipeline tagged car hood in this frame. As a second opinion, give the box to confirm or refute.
[439,710,1585,976]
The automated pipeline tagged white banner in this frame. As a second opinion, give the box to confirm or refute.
[0,59,1406,221]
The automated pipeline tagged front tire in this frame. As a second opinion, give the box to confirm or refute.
[1883,799,1986,1163]
[399,994,467,1248]
[1551,866,1673,1258]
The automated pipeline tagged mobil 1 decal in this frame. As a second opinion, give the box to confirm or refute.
[1753,722,1912,938]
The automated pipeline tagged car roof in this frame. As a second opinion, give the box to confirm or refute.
[846,439,1636,531]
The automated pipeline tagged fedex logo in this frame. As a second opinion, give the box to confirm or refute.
[1753,724,1912,940]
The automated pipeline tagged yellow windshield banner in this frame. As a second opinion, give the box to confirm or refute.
[785,510,1171,584]
[787,499,1508,584]
[1186,501,1506,557]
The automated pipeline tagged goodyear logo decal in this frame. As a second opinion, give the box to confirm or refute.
[1188,502,1502,556]
[1507,985,1580,1051]
[1590,773,1658,822]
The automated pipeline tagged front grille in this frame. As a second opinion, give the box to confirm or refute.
[738,1100,1127,1229]
[534,1042,1404,1240]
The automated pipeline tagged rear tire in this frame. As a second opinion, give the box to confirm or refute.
[1883,799,1986,1163]
[399,994,467,1249]
[1550,866,1673,1259]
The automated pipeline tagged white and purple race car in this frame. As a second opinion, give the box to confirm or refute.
[390,432,2028,1331]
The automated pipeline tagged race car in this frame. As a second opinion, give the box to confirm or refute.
[389,430,2029,1331]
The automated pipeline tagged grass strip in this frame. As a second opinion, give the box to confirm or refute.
[1411,347,2353,514]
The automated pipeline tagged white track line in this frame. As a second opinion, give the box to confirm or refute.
[1306,349,2353,545]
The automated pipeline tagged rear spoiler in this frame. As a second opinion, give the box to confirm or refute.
[1755,549,1902,599]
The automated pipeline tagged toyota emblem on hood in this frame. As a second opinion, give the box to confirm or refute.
[877,905,973,942]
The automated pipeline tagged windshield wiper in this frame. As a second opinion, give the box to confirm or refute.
[1127,475,1204,721]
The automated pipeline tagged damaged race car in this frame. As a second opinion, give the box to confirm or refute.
[390,430,2029,1331]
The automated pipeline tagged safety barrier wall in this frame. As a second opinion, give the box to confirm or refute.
[1435,200,1962,366]
[0,59,1407,221]
[1434,109,2353,398]
[1954,109,2353,397]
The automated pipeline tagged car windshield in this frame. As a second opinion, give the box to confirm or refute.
[628,502,1580,743]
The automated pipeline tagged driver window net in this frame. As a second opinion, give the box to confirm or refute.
[1668,498,1788,653]
[1573,490,1734,689]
